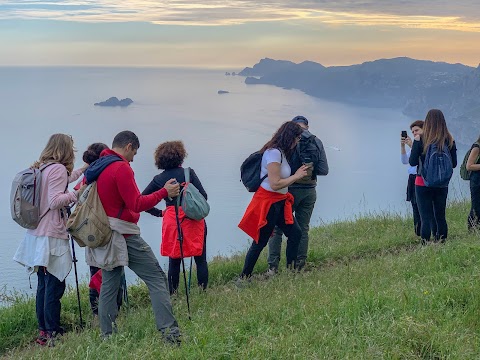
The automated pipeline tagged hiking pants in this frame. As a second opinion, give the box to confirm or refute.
[168,227,208,295]
[415,185,448,242]
[99,234,179,336]
[36,267,66,333]
[268,187,316,269]
[89,266,123,315]
[468,184,480,230]
[241,200,301,278]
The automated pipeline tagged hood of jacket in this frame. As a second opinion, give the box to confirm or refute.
[84,149,124,184]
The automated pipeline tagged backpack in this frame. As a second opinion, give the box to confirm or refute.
[421,142,453,187]
[66,182,112,248]
[290,134,321,183]
[178,167,210,220]
[460,142,480,180]
[240,151,267,192]
[10,163,55,229]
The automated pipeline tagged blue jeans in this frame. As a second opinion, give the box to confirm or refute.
[415,185,449,242]
[36,267,66,333]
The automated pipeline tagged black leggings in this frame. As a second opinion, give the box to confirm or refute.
[415,185,448,242]
[168,226,208,295]
[468,184,480,230]
[241,200,301,278]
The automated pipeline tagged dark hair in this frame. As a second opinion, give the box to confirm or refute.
[410,120,424,129]
[260,121,303,159]
[112,130,140,150]
[83,143,108,164]
[154,141,187,170]
[422,109,453,154]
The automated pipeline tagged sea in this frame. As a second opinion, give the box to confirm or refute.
[0,67,469,303]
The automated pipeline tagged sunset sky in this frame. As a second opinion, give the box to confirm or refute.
[1,0,480,68]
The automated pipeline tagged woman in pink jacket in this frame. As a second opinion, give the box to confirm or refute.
[14,134,86,346]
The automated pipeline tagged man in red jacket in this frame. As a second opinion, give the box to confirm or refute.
[85,131,181,344]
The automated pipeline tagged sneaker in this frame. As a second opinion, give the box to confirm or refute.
[263,267,278,278]
[233,276,251,289]
[35,330,48,346]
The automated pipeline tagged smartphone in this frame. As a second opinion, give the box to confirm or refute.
[401,130,408,139]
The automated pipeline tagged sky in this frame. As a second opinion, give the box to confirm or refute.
[1,0,480,68]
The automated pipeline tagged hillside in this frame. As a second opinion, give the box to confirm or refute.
[2,201,480,359]
[239,57,480,146]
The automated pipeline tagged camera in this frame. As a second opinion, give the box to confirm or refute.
[401,130,408,139]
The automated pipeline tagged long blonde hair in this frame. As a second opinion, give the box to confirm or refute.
[33,134,75,173]
[422,109,454,154]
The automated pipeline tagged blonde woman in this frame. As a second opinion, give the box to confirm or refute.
[14,134,86,346]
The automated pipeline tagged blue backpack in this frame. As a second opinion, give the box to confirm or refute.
[421,142,453,187]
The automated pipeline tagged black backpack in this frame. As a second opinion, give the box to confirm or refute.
[240,150,283,192]
[290,134,321,179]
[240,151,267,192]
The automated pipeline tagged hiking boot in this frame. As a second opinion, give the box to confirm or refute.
[295,259,306,271]
[263,267,278,279]
[234,276,251,289]
[161,327,181,346]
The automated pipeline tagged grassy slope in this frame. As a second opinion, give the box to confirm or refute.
[2,201,480,359]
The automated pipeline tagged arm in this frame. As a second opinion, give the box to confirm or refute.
[142,176,165,217]
[116,165,168,213]
[450,141,458,168]
[409,138,422,166]
[315,138,329,176]
[68,164,88,183]
[466,147,480,171]
[48,166,78,210]
[190,168,208,200]
[400,136,412,164]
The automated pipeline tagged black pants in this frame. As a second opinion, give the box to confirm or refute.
[241,200,301,277]
[468,184,480,230]
[36,267,66,333]
[407,174,422,236]
[415,185,449,242]
[89,266,123,315]
[168,226,208,295]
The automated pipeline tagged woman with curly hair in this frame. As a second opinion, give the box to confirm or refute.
[238,121,308,279]
[142,140,208,294]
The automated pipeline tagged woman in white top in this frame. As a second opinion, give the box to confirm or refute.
[238,121,308,278]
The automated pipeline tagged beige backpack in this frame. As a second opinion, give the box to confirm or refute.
[66,182,112,248]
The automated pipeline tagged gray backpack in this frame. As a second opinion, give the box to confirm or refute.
[10,163,55,229]
[178,167,209,220]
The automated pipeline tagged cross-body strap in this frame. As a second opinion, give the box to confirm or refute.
[184,167,191,184]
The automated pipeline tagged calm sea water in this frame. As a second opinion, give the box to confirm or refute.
[0,67,468,302]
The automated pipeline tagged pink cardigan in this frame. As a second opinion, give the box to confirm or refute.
[27,164,83,240]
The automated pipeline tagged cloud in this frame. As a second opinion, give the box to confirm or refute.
[1,0,480,32]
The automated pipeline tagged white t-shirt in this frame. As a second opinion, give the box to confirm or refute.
[260,148,291,194]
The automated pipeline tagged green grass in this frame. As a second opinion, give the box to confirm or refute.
[2,200,480,359]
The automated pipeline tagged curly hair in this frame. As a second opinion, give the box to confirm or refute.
[83,143,108,164]
[154,141,187,170]
[260,121,303,159]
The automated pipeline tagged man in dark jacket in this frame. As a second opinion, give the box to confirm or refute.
[268,116,329,271]
[85,130,181,344]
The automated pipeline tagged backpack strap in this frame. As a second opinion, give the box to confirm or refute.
[184,167,191,184]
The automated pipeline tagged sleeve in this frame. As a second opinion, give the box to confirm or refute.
[450,141,458,168]
[409,139,422,166]
[315,138,329,176]
[401,150,410,165]
[47,165,78,210]
[264,149,282,165]
[68,167,85,183]
[189,168,208,200]
[115,164,168,213]
[142,175,166,216]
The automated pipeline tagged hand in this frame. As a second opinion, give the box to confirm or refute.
[164,178,180,198]
[414,135,421,141]
[81,163,89,173]
[404,136,412,147]
[294,165,309,180]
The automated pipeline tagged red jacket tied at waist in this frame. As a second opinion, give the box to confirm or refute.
[238,186,294,243]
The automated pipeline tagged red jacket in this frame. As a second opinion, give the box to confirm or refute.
[96,149,168,224]
[238,187,294,243]
[161,206,205,259]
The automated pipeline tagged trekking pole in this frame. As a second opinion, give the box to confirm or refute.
[188,257,193,292]
[174,201,191,320]
[69,234,84,328]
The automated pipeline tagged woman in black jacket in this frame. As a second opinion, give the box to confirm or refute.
[409,109,457,244]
